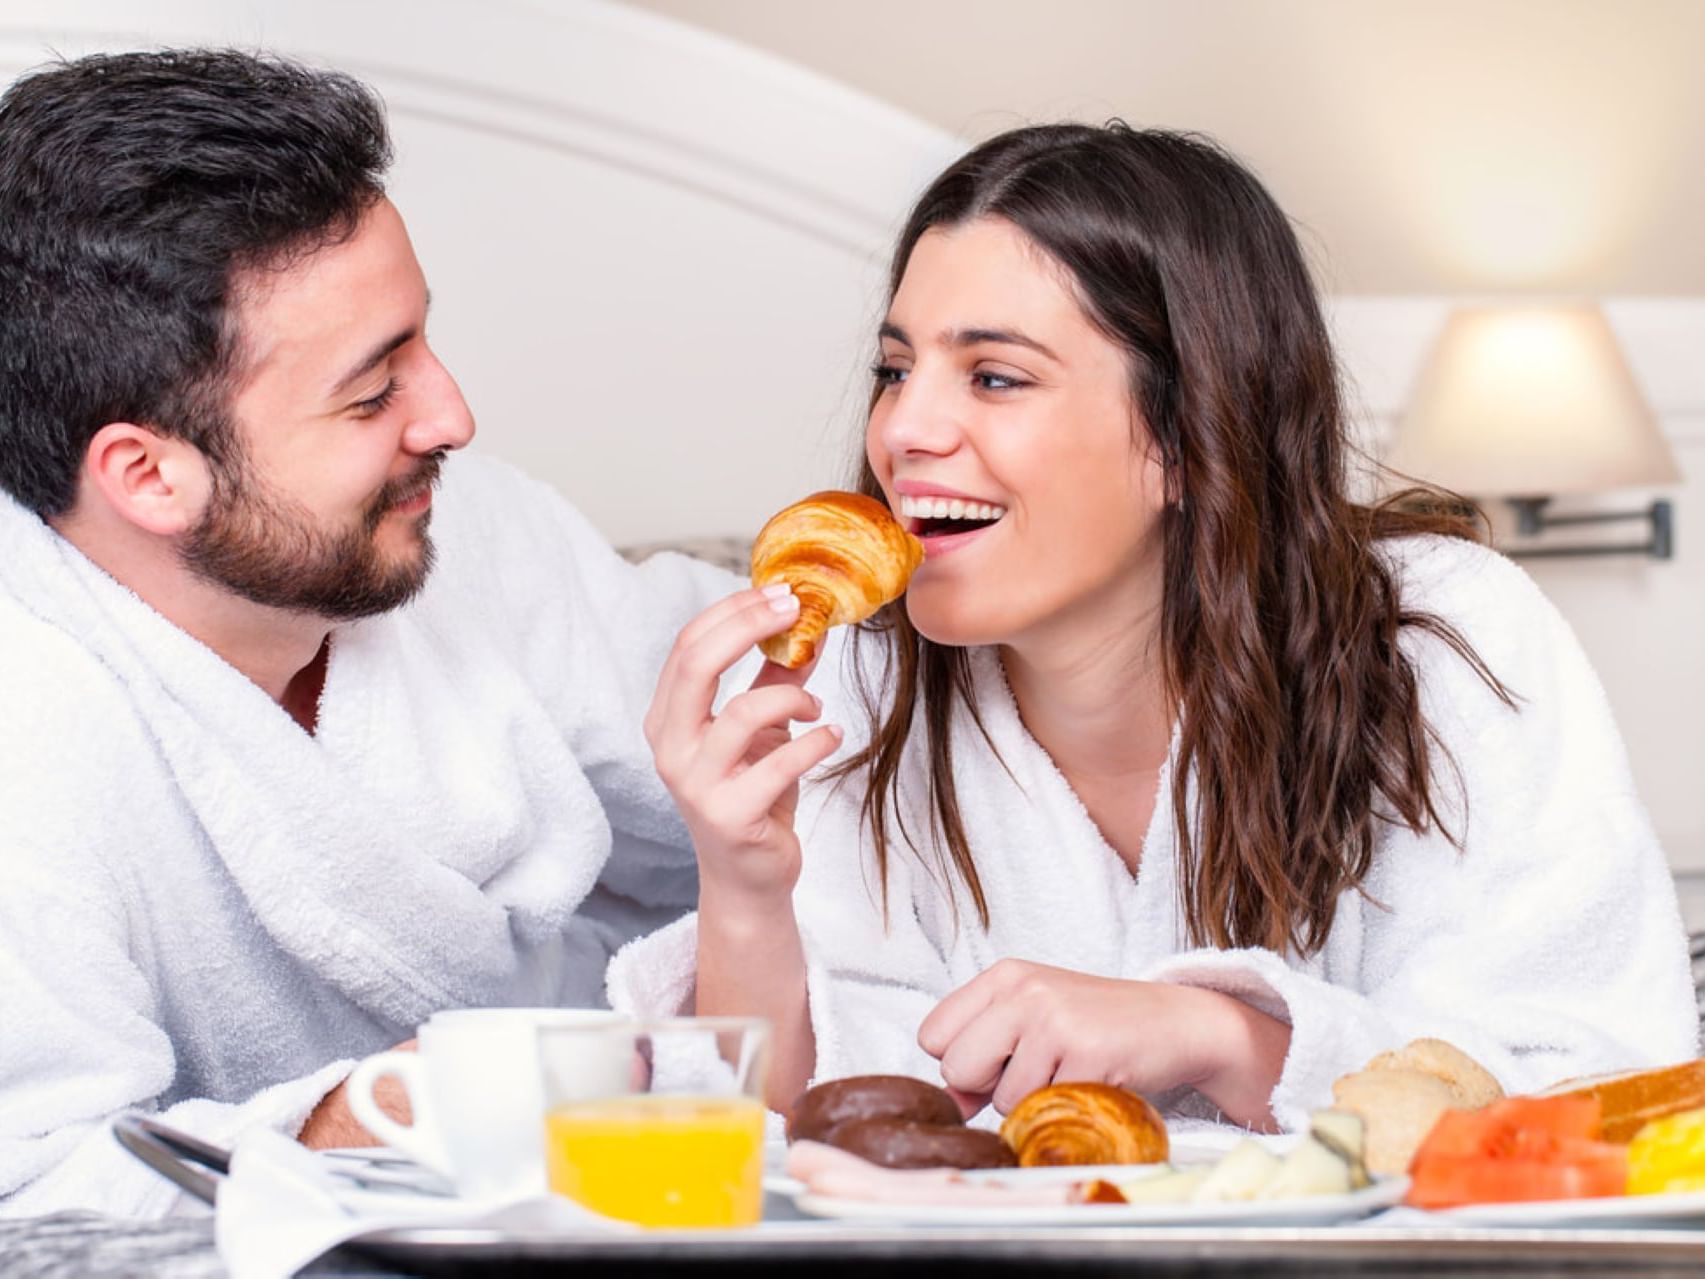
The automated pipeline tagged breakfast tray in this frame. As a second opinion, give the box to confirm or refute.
[113,1115,1705,1275]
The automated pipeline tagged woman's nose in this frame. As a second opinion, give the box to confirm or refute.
[873,369,961,459]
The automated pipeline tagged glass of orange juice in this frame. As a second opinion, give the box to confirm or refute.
[538,1016,770,1229]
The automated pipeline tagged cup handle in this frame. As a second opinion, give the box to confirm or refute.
[345,1051,449,1175]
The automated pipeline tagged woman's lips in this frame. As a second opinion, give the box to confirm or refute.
[915,520,997,559]
[893,492,1006,560]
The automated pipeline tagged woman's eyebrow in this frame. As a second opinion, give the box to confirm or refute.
[949,327,1061,362]
[880,320,1061,364]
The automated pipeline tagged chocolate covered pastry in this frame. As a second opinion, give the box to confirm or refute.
[788,1074,1015,1170]
[829,1117,1018,1170]
[787,1074,964,1143]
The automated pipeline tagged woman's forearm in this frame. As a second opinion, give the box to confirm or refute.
[693,890,817,1112]
[1187,988,1292,1131]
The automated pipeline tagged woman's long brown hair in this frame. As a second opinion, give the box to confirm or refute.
[830,124,1512,956]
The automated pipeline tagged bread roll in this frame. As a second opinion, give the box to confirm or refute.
[749,492,924,669]
[1329,1038,1505,1175]
[1542,1058,1705,1143]
[1365,1038,1504,1109]
[999,1082,1169,1167]
[1330,1068,1463,1176]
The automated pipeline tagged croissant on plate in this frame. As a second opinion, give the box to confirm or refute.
[749,491,925,669]
[998,1082,1170,1167]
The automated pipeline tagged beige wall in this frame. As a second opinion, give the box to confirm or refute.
[623,0,1705,296]
[1332,297,1705,881]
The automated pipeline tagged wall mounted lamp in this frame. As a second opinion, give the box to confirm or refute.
[1384,305,1680,560]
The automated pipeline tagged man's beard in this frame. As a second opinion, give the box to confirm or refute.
[181,451,445,621]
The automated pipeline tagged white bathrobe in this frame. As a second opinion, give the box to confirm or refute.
[609,534,1699,1132]
[0,453,738,1217]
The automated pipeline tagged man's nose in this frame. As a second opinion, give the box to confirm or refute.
[403,349,476,454]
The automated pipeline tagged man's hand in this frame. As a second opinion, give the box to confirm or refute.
[298,1038,417,1149]
[917,961,1290,1129]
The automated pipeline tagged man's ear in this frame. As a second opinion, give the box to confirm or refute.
[82,423,213,536]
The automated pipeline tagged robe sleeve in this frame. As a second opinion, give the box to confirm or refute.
[0,835,354,1217]
[1142,546,1698,1129]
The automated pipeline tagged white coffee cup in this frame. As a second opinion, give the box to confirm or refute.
[346,1007,631,1200]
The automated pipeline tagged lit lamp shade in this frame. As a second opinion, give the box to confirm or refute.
[1386,305,1680,498]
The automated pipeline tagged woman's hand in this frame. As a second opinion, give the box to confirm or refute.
[645,584,843,910]
[645,583,836,1106]
[917,959,1291,1129]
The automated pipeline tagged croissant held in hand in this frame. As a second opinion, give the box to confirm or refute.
[999,1082,1170,1167]
[749,491,925,669]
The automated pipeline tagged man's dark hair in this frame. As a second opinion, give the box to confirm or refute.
[0,49,392,516]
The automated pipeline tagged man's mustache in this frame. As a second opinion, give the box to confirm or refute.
[365,452,446,530]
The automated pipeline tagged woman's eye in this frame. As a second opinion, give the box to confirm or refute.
[974,370,1027,391]
[871,363,909,387]
[351,379,400,417]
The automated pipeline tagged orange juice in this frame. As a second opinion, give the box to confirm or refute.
[543,1095,766,1227]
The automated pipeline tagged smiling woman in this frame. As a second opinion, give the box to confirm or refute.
[866,216,1168,655]
[611,122,1699,1138]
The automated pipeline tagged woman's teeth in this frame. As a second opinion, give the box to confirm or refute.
[897,495,1006,522]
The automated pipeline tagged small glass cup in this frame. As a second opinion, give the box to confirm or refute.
[538,1016,771,1229]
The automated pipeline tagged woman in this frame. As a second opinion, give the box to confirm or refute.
[611,124,1697,1131]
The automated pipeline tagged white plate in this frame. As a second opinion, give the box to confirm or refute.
[790,1164,1409,1228]
[1429,1187,1705,1228]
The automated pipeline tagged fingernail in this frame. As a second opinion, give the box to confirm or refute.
[760,583,792,599]
[826,724,843,740]
[770,592,800,614]
[811,693,823,713]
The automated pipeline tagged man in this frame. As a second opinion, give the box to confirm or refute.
[0,50,736,1214]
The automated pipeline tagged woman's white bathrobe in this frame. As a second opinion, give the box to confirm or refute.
[0,453,737,1217]
[609,535,1699,1130]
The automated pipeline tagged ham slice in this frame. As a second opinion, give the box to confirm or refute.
[785,1141,1084,1206]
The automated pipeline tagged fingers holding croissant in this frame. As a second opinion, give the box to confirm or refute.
[750,491,925,669]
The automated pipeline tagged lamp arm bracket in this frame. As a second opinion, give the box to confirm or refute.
[1503,497,1674,561]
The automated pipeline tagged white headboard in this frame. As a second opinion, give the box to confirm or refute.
[0,0,961,543]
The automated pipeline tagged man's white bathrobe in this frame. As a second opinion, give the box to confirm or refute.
[610,535,1699,1130]
[0,454,737,1216]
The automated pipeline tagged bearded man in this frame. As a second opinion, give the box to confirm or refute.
[0,49,735,1215]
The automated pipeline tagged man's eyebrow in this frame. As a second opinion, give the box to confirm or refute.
[328,329,413,399]
[876,320,1059,363]
[327,292,432,399]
